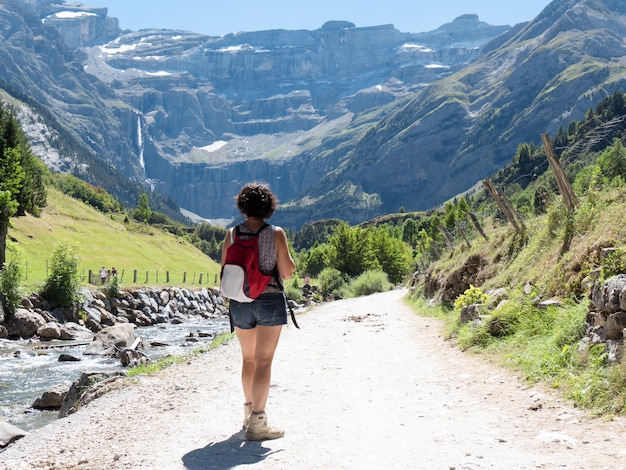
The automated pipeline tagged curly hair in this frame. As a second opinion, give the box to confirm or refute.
[235,182,278,219]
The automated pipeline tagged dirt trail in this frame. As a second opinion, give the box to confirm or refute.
[2,289,626,469]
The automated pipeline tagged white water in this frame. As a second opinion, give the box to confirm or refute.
[137,116,145,172]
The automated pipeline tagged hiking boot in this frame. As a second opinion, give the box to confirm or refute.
[245,412,284,441]
[243,403,252,428]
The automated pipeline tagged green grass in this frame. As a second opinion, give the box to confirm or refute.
[7,187,221,291]
[407,184,626,416]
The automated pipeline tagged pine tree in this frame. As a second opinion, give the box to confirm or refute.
[0,102,47,267]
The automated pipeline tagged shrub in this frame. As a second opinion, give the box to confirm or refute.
[40,241,81,307]
[346,270,392,297]
[103,273,121,298]
[454,284,488,309]
[0,248,24,317]
[319,267,346,299]
[601,248,626,279]
[284,276,303,302]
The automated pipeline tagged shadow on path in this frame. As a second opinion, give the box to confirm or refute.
[182,430,282,469]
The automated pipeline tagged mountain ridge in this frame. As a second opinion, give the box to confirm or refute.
[2,0,626,230]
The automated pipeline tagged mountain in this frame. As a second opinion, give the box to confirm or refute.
[2,0,626,231]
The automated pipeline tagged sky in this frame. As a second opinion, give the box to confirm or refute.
[95,0,554,37]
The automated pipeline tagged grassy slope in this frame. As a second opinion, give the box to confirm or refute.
[407,185,626,414]
[7,188,221,291]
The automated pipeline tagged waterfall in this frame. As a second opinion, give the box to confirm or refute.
[137,117,145,171]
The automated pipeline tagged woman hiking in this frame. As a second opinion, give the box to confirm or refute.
[221,182,296,441]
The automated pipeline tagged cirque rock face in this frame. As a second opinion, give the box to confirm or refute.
[0,2,509,227]
[4,1,626,229]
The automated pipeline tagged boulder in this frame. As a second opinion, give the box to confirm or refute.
[38,322,63,340]
[0,422,27,448]
[32,382,72,410]
[83,323,136,356]
[5,309,46,338]
[59,372,125,418]
[605,312,626,340]
[591,274,626,314]
[59,322,94,341]
[0,325,7,338]
[459,304,481,324]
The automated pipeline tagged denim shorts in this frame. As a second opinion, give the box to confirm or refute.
[229,293,288,329]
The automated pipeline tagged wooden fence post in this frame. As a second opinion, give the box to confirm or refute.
[439,225,454,248]
[483,178,522,233]
[469,212,489,241]
[455,221,472,249]
[541,133,579,212]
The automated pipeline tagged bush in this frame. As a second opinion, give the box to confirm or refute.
[346,270,392,297]
[40,241,81,307]
[103,273,121,298]
[454,284,488,309]
[0,248,24,317]
[284,276,303,302]
[319,268,346,299]
[601,248,626,279]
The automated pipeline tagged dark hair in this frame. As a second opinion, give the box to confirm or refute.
[236,182,278,219]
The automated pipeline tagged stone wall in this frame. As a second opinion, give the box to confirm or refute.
[0,286,228,341]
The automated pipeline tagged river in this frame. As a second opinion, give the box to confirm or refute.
[0,317,230,432]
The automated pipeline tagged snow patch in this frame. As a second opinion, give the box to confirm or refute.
[401,43,433,53]
[101,43,138,54]
[47,11,97,20]
[200,141,228,152]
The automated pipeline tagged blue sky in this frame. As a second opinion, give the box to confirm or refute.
[96,0,553,36]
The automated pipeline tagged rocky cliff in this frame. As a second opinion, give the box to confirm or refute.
[3,0,626,230]
[0,0,511,227]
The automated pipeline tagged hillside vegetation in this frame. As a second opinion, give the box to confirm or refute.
[7,187,220,291]
[405,92,626,415]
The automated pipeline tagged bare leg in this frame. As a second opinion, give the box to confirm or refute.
[235,327,257,404]
[235,325,283,412]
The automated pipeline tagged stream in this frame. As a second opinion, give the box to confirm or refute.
[0,317,230,432]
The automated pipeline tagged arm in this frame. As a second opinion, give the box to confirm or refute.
[220,229,232,267]
[274,227,296,280]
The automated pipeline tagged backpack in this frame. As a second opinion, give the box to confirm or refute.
[220,224,272,303]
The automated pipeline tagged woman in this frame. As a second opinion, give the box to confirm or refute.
[221,182,296,441]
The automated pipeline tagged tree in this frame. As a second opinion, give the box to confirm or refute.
[133,193,152,222]
[0,103,47,267]
[327,222,369,278]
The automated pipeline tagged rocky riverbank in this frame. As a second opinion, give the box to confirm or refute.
[0,286,231,448]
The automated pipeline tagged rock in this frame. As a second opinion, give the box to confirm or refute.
[59,322,94,341]
[591,274,626,314]
[605,312,626,340]
[537,299,563,309]
[0,325,7,338]
[59,354,81,362]
[32,382,72,410]
[0,422,27,448]
[83,323,136,356]
[59,372,125,418]
[120,349,148,367]
[37,322,63,340]
[606,340,623,364]
[486,288,508,308]
[5,309,46,338]
[459,304,481,324]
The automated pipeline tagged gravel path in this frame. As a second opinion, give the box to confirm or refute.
[2,289,626,469]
